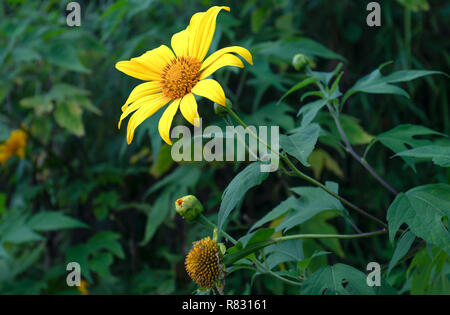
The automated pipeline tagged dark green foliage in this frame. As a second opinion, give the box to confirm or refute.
[0,0,449,295]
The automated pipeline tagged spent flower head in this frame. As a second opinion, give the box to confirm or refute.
[185,237,222,288]
[115,6,253,145]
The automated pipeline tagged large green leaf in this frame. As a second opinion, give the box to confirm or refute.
[387,184,450,253]
[255,37,345,62]
[376,124,443,171]
[218,162,269,233]
[343,64,446,104]
[301,263,374,295]
[396,145,450,167]
[280,123,320,166]
[265,239,304,270]
[27,211,89,231]
[276,182,345,232]
[250,196,302,232]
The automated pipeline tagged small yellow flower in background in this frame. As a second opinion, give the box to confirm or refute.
[115,6,253,145]
[0,129,27,165]
[77,280,89,295]
[185,237,222,288]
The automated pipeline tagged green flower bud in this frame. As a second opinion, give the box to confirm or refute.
[214,98,232,117]
[175,195,204,221]
[292,54,310,71]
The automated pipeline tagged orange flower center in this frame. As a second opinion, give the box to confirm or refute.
[160,57,201,100]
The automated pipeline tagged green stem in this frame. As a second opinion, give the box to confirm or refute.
[224,105,388,229]
[252,259,303,287]
[273,229,387,242]
[198,215,237,244]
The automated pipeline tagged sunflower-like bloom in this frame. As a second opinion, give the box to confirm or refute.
[115,6,253,145]
[0,129,27,165]
[185,237,222,288]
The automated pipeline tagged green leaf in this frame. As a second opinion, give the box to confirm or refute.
[256,37,345,62]
[40,40,90,73]
[297,99,328,127]
[250,196,302,232]
[280,123,321,166]
[276,182,345,232]
[19,95,53,114]
[238,228,274,248]
[387,231,416,276]
[343,65,446,104]
[387,184,450,253]
[265,239,304,269]
[395,145,450,167]
[218,162,269,233]
[28,211,89,231]
[53,101,85,136]
[301,263,374,295]
[376,124,443,171]
[278,78,319,104]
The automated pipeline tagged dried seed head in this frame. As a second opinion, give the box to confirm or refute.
[185,237,222,288]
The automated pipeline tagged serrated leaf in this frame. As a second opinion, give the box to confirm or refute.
[377,124,443,171]
[276,182,345,232]
[343,66,446,104]
[395,145,450,167]
[301,263,374,295]
[387,184,450,253]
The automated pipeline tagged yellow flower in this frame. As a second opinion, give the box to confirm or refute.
[115,6,253,145]
[185,237,222,288]
[77,280,89,295]
[0,129,27,165]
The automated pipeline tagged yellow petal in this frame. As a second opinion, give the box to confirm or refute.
[119,93,164,129]
[179,93,199,126]
[126,94,170,144]
[191,79,225,106]
[201,46,253,71]
[171,29,189,57]
[200,54,243,80]
[115,45,175,81]
[187,6,230,61]
[158,98,182,145]
[121,81,162,111]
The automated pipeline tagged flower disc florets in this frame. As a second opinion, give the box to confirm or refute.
[185,237,222,288]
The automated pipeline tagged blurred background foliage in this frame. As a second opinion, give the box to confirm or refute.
[0,0,448,294]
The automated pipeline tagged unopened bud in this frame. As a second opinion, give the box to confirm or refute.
[292,54,310,71]
[175,195,204,221]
